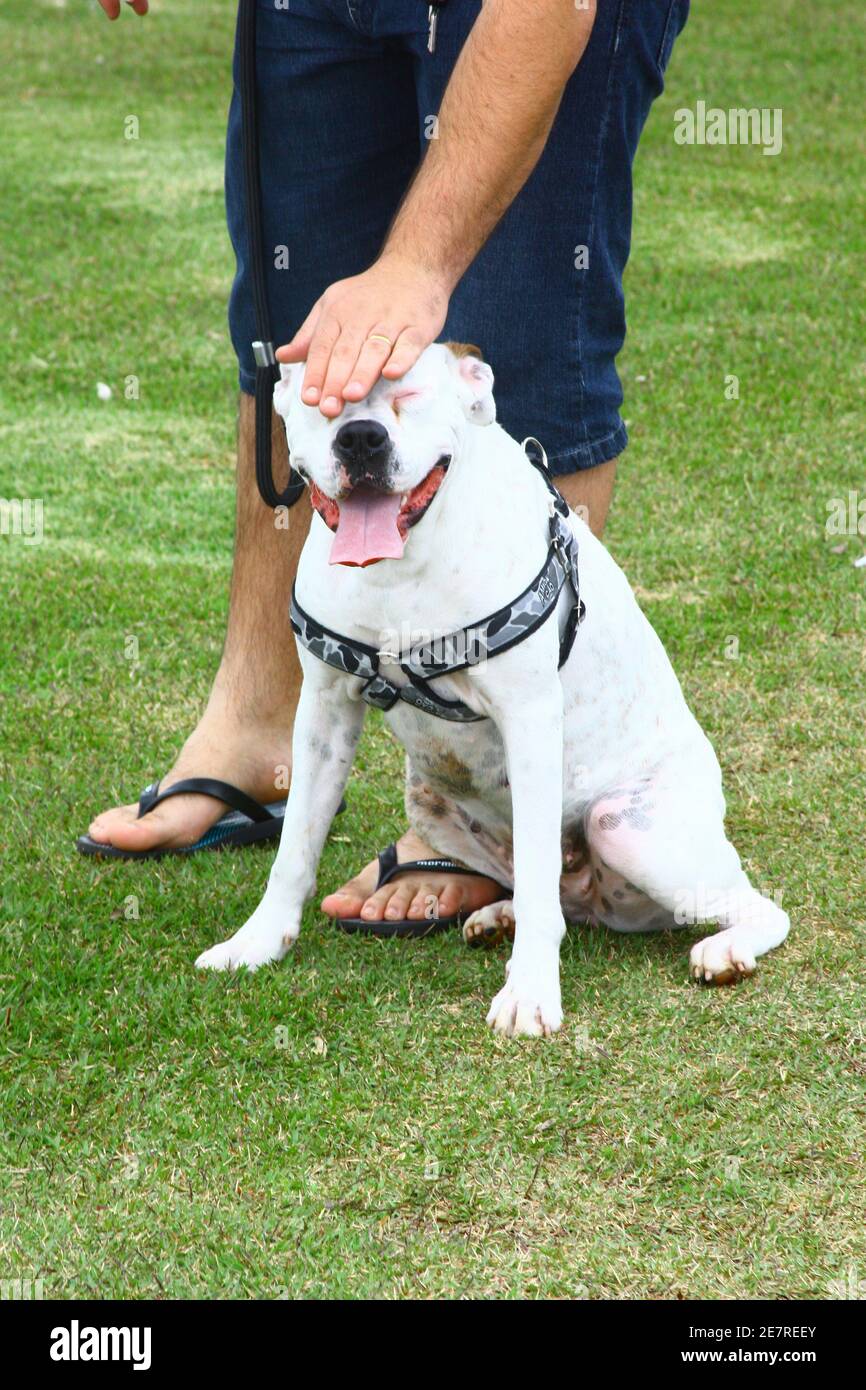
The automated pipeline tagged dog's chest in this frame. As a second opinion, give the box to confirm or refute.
[385,704,510,805]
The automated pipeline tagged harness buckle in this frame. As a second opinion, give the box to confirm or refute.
[361,675,401,711]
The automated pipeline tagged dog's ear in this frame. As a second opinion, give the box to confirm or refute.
[273,360,298,416]
[446,342,496,426]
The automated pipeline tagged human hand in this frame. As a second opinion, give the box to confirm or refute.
[276,254,451,418]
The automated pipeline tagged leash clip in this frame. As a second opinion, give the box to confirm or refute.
[252,339,276,369]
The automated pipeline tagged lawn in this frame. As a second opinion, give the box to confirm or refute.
[1,0,864,1300]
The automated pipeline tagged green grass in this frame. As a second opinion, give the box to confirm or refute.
[1,0,864,1300]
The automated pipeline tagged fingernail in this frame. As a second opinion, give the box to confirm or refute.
[344,381,363,396]
[323,395,339,410]
[303,386,319,402]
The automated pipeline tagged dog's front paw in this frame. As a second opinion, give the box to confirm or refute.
[195,905,296,973]
[486,970,562,1039]
[690,929,756,986]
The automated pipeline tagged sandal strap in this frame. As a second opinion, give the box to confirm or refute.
[137,777,277,825]
[375,843,493,890]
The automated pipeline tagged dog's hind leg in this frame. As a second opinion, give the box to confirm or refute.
[687,892,790,985]
[585,775,790,984]
[195,667,365,972]
[463,899,515,948]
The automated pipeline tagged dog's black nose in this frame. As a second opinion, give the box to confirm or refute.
[333,419,391,476]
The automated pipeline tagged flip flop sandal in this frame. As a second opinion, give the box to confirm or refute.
[332,842,507,940]
[76,777,344,862]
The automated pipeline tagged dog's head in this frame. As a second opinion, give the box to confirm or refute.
[274,341,495,567]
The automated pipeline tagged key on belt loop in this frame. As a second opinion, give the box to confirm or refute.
[427,3,443,54]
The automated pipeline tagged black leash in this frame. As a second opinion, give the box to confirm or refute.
[237,0,449,509]
[238,0,449,509]
[238,0,305,510]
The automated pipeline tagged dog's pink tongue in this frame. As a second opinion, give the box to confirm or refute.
[329,485,405,567]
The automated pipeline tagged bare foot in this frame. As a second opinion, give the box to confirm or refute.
[321,829,504,924]
[84,703,291,854]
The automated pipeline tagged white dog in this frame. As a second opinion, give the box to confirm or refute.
[196,342,789,1037]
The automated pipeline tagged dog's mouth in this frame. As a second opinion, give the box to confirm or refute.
[310,458,451,568]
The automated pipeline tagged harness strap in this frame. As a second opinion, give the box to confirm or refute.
[521,438,586,669]
[238,0,305,511]
[289,593,485,722]
[289,447,586,723]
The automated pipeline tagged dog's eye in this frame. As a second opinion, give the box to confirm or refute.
[391,390,422,416]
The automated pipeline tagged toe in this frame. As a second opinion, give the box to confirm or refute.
[321,852,384,918]
[436,881,464,917]
[359,885,399,922]
[320,889,364,918]
[109,806,193,852]
[382,883,415,921]
[407,884,438,921]
[321,873,370,919]
[86,803,139,843]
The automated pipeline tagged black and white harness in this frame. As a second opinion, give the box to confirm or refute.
[290,447,586,724]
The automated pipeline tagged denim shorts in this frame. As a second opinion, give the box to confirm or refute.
[226,0,689,474]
